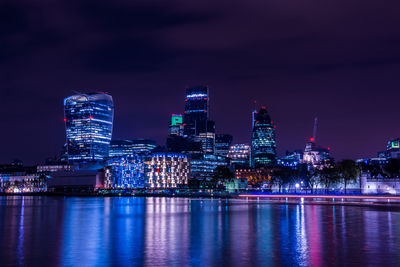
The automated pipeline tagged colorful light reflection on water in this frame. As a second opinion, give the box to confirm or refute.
[0,196,400,266]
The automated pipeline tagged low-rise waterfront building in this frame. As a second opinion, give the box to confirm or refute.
[360,172,400,195]
[107,155,147,188]
[147,153,190,188]
[190,154,228,180]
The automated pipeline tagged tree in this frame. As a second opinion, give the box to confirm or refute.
[271,167,295,193]
[213,166,234,181]
[337,160,360,193]
[306,169,319,194]
[318,166,339,193]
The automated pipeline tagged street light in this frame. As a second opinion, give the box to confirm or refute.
[295,183,300,193]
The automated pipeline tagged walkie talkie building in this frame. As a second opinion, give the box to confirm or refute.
[64,92,114,162]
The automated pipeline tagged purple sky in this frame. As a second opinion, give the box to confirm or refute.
[1,0,400,164]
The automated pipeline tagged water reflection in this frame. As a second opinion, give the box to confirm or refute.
[0,197,400,266]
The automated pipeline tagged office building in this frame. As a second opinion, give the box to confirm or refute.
[64,92,114,162]
[109,140,134,157]
[107,155,147,188]
[131,139,157,154]
[190,154,228,180]
[169,114,184,137]
[215,134,233,157]
[386,138,400,159]
[227,144,251,167]
[183,86,209,137]
[147,153,190,188]
[251,107,276,167]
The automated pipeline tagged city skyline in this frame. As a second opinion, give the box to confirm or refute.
[2,0,400,164]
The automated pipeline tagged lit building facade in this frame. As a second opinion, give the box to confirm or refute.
[195,132,215,154]
[147,153,190,188]
[386,138,400,159]
[131,139,157,154]
[215,134,233,157]
[190,154,228,180]
[227,144,251,167]
[251,107,276,167]
[169,114,184,136]
[277,150,303,168]
[64,93,114,162]
[302,141,331,168]
[183,86,209,137]
[107,155,147,188]
[109,140,134,157]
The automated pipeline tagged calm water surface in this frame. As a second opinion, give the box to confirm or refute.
[0,196,400,266]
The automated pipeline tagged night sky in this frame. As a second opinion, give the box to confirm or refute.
[2,0,400,164]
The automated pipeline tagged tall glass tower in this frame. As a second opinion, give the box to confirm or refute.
[251,107,276,167]
[64,92,114,162]
[183,86,209,137]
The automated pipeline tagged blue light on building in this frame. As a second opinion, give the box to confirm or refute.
[64,92,114,162]
[107,155,147,188]
[190,154,228,180]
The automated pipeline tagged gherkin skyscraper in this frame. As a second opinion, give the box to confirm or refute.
[251,106,276,167]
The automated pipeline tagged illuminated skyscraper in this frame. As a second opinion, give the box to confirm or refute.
[183,86,209,137]
[251,107,276,167]
[64,92,114,162]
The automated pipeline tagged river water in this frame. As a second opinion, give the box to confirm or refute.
[0,196,399,266]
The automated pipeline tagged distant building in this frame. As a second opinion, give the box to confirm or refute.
[169,114,184,137]
[251,107,276,167]
[225,178,248,192]
[37,164,74,173]
[109,140,134,157]
[147,153,190,188]
[195,132,215,154]
[215,134,233,157]
[131,139,157,154]
[190,154,228,180]
[278,150,303,168]
[235,167,272,187]
[302,142,331,167]
[107,155,147,188]
[166,136,203,154]
[386,138,400,159]
[227,144,251,167]
[301,118,332,168]
[47,170,105,192]
[183,86,209,137]
[64,92,114,162]
[361,172,400,195]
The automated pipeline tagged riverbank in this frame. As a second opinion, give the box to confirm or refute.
[1,190,400,199]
